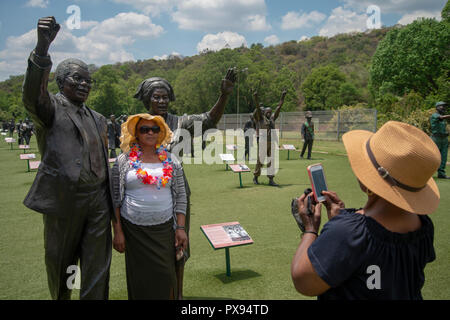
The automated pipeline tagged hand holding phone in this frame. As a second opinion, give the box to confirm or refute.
[307,164,328,202]
[321,190,345,220]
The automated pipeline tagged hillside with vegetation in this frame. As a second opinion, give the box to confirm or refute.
[1,1,449,133]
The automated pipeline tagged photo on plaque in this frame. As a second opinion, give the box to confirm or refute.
[229,164,250,172]
[223,224,251,242]
[201,221,254,249]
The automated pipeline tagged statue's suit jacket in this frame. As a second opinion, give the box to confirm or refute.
[22,52,114,217]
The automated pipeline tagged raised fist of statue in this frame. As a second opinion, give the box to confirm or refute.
[221,68,237,95]
[35,16,61,56]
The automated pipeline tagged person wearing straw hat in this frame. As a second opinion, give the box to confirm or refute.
[133,72,236,299]
[430,101,450,179]
[300,111,314,160]
[291,121,440,299]
[111,113,187,299]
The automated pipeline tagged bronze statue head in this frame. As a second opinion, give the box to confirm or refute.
[134,77,175,117]
[55,59,92,105]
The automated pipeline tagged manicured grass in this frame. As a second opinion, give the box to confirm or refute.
[0,134,449,300]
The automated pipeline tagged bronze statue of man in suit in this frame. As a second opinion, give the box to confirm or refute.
[22,17,114,300]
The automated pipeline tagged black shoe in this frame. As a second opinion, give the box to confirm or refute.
[268,178,279,187]
[437,175,450,179]
[253,176,259,185]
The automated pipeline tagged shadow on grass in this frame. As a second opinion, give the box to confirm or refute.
[297,157,325,161]
[252,183,296,189]
[214,269,262,284]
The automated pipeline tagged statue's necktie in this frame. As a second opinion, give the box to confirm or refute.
[78,107,103,177]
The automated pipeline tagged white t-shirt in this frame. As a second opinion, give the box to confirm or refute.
[120,162,173,226]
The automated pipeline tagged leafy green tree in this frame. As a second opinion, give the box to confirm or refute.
[87,65,122,116]
[339,82,361,106]
[370,18,450,98]
[442,0,450,23]
[301,65,346,110]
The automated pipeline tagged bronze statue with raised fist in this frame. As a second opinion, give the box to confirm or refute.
[22,17,114,300]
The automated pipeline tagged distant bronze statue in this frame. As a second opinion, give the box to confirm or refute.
[133,70,237,299]
[8,119,15,137]
[21,119,34,145]
[22,17,114,300]
[17,120,24,145]
[252,89,286,186]
[107,114,121,158]
[244,118,255,161]
[300,111,315,160]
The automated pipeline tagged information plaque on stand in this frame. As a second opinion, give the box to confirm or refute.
[228,164,251,188]
[201,222,253,276]
[282,144,297,160]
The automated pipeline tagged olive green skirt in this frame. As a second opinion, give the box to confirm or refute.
[122,217,177,300]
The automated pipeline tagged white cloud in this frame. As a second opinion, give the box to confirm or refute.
[172,0,270,32]
[342,0,446,14]
[397,10,442,25]
[153,52,182,60]
[264,35,280,46]
[319,7,368,37]
[0,12,164,80]
[111,0,176,17]
[196,32,247,53]
[108,0,271,31]
[80,20,100,30]
[25,0,49,8]
[342,0,445,26]
[299,35,309,42]
[247,14,271,31]
[281,11,326,30]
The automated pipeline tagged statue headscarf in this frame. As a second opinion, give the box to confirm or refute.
[134,77,176,103]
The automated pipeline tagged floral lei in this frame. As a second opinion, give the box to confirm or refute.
[129,143,173,189]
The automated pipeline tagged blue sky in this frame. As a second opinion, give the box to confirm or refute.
[0,0,446,80]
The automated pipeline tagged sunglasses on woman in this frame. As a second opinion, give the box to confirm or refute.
[138,125,161,134]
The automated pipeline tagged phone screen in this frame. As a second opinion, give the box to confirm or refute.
[310,166,327,201]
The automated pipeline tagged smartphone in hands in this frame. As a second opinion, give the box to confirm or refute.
[307,163,328,202]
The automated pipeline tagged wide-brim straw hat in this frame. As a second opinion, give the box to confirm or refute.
[342,121,441,215]
[120,113,173,153]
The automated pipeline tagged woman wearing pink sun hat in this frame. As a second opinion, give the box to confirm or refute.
[291,121,441,299]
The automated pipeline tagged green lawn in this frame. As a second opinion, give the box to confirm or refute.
[0,134,449,300]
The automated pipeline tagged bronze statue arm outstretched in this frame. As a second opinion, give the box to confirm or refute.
[208,68,237,125]
[273,89,287,121]
[252,90,262,122]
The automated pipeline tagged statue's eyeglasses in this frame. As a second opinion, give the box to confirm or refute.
[138,125,160,134]
[67,75,95,86]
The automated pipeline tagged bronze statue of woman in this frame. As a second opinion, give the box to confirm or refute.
[133,70,237,299]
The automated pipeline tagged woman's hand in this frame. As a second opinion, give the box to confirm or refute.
[175,229,188,252]
[113,229,126,253]
[297,193,322,234]
[321,191,345,220]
